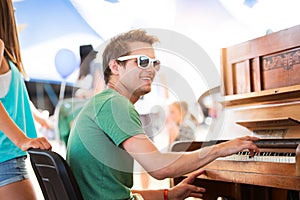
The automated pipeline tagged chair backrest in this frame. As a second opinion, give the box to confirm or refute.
[28,148,83,200]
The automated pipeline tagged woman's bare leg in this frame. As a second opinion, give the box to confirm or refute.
[0,179,37,200]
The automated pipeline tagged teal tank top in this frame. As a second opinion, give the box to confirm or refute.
[0,59,37,162]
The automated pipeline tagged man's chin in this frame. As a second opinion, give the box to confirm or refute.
[137,86,151,96]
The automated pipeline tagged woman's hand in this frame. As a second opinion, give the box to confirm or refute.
[19,137,52,151]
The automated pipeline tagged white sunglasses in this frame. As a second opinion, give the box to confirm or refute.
[117,55,160,71]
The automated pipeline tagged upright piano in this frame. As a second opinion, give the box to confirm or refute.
[172,25,300,200]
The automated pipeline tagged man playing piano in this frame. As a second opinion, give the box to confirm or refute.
[66,29,260,200]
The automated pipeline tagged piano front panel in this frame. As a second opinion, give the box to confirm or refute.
[200,155,300,191]
[171,141,300,191]
[214,100,300,140]
[198,168,300,191]
[172,142,300,199]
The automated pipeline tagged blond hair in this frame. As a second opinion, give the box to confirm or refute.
[170,101,198,125]
[102,29,159,84]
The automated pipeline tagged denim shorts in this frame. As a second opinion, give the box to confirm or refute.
[0,156,29,187]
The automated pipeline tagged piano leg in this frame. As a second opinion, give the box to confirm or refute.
[287,190,300,200]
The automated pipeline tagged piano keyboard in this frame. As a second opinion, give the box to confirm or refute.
[218,151,296,163]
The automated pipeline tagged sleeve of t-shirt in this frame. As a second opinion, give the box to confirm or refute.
[95,95,145,146]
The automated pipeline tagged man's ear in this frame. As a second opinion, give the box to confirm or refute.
[109,60,120,75]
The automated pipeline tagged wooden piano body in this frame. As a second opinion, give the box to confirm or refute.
[172,25,300,200]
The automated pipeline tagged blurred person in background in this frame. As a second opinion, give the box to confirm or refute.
[167,101,198,147]
[75,44,104,98]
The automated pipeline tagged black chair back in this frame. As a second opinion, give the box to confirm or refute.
[28,148,83,200]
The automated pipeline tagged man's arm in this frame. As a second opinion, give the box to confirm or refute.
[122,134,259,179]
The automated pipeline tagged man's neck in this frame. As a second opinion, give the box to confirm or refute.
[107,82,140,104]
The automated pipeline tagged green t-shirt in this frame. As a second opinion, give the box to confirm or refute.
[66,89,145,200]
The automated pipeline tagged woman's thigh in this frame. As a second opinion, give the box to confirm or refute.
[0,156,36,200]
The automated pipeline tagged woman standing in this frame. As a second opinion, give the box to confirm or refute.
[0,0,51,199]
